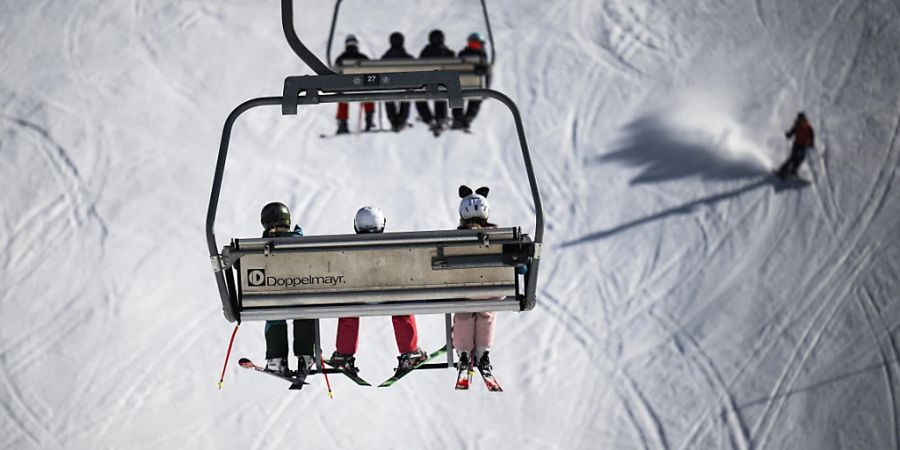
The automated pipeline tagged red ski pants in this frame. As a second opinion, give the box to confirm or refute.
[335,315,418,354]
[336,102,375,120]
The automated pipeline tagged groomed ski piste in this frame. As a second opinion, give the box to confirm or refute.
[2,0,899,448]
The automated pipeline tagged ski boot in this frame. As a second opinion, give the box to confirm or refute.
[391,120,406,132]
[265,357,289,376]
[297,355,314,378]
[455,351,472,390]
[477,351,493,377]
[328,351,358,374]
[364,111,375,132]
[429,120,444,137]
[450,116,469,130]
[336,119,350,135]
[396,348,428,372]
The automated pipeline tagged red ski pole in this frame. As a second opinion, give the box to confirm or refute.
[320,350,334,399]
[218,323,240,390]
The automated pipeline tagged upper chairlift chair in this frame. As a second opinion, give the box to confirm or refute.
[325,0,496,90]
[207,0,542,372]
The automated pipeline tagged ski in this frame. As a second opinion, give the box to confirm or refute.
[771,170,810,191]
[378,346,447,388]
[455,368,474,390]
[237,358,309,390]
[477,367,503,392]
[454,355,474,390]
[323,361,372,386]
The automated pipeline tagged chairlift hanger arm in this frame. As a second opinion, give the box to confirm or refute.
[282,0,335,75]
[325,0,342,67]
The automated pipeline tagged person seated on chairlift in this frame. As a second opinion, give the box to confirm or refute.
[335,34,376,134]
[328,207,429,374]
[382,32,414,132]
[451,32,487,132]
[259,202,318,377]
[452,185,501,378]
[415,29,455,136]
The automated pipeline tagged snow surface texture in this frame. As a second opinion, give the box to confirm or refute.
[2,0,899,448]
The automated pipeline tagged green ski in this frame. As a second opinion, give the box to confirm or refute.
[378,346,448,388]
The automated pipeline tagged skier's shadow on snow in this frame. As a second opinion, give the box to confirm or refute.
[560,178,775,247]
[587,115,769,184]
[565,114,789,247]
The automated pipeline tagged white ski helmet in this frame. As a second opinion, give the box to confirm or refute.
[458,184,491,221]
[459,194,490,220]
[354,206,386,233]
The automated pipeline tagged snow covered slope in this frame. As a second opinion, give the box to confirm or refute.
[1,0,899,448]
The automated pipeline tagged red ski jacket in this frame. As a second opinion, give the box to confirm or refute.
[788,119,814,147]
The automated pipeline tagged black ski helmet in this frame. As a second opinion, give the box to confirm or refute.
[389,32,404,47]
[261,202,291,229]
[428,29,445,46]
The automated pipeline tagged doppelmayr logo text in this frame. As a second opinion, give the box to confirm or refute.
[247,269,345,287]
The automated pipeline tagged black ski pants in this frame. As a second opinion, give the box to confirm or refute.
[265,319,316,359]
[452,100,482,123]
[385,101,410,126]
[778,144,809,176]
[416,100,448,124]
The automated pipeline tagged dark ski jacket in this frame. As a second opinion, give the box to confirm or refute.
[336,46,369,65]
[382,45,412,59]
[264,226,303,239]
[420,43,455,59]
[786,119,814,147]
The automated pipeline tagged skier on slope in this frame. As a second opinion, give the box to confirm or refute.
[777,112,815,179]
[328,207,429,373]
[259,202,317,377]
[335,34,376,134]
[452,185,501,378]
[382,32,414,132]
[450,32,488,131]
[415,29,455,136]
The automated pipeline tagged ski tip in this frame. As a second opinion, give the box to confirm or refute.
[217,380,224,390]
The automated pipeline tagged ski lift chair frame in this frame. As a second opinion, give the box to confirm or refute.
[207,0,542,372]
[326,0,496,90]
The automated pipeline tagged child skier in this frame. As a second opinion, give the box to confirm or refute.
[328,207,428,374]
[415,29,455,136]
[259,202,317,377]
[335,34,376,134]
[452,185,499,377]
[451,32,488,131]
[381,32,413,132]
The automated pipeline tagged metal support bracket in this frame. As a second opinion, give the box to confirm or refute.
[210,255,225,273]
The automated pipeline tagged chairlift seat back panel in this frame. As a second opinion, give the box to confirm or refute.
[233,228,525,309]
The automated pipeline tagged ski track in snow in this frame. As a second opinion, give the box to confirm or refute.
[859,287,900,450]
[0,114,108,243]
[652,308,750,450]
[2,0,900,448]
[752,115,899,446]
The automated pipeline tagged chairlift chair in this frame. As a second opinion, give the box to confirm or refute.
[325,0,496,90]
[207,0,542,371]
